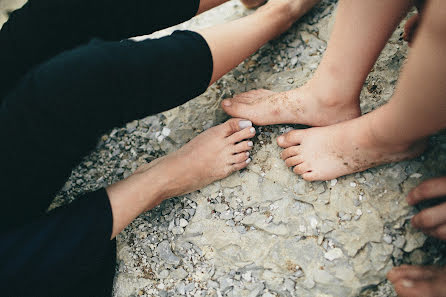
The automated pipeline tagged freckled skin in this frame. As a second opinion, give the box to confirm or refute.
[277,114,427,181]
[222,85,361,127]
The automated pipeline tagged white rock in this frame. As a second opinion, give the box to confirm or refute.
[330,179,338,187]
[161,127,171,137]
[179,219,189,228]
[324,248,344,261]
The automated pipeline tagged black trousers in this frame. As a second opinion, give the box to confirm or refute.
[0,0,213,296]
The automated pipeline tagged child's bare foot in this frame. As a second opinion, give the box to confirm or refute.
[387,265,446,297]
[241,0,267,9]
[144,118,256,198]
[222,83,360,127]
[407,177,446,240]
[277,115,426,181]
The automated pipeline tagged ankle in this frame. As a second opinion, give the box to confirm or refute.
[304,79,359,109]
[361,112,416,153]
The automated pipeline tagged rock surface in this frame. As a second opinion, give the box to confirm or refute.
[2,1,446,297]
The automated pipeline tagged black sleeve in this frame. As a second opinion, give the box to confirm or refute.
[0,0,200,99]
[1,30,213,229]
[0,189,116,297]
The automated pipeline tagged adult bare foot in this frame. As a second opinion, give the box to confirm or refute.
[387,265,446,297]
[276,115,426,181]
[107,118,256,238]
[140,118,256,199]
[221,84,361,126]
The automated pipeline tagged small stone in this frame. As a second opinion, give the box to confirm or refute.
[161,127,171,137]
[184,283,195,293]
[393,236,406,249]
[156,241,181,266]
[171,267,188,279]
[410,173,422,178]
[330,179,338,187]
[303,277,315,289]
[179,219,188,228]
[356,209,363,216]
[317,235,324,245]
[219,277,234,292]
[350,182,357,188]
[171,226,184,235]
[242,271,252,282]
[383,234,393,244]
[324,248,343,261]
[159,270,170,279]
[341,214,352,221]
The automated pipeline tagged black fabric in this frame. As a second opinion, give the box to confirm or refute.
[0,0,213,296]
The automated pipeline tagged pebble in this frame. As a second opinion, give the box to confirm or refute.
[179,219,188,228]
[324,248,344,261]
[156,241,181,266]
[330,179,338,187]
[350,182,357,188]
[383,234,393,244]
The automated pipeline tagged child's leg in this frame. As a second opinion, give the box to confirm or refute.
[222,0,412,126]
[387,176,446,297]
[277,0,446,181]
[198,0,320,85]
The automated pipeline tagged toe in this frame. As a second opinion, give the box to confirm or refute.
[277,130,305,148]
[281,146,301,160]
[293,163,311,175]
[227,126,256,143]
[393,279,435,297]
[285,155,304,167]
[231,158,251,172]
[233,140,254,153]
[219,118,253,137]
[221,98,256,120]
[301,171,319,181]
[232,152,250,164]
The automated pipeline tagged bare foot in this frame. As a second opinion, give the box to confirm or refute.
[387,265,446,297]
[140,118,256,198]
[277,115,426,181]
[407,177,446,240]
[241,0,267,9]
[221,84,361,127]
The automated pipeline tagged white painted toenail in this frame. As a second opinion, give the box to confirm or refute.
[246,152,250,157]
[239,120,252,129]
[278,136,284,143]
[248,141,253,147]
[250,127,256,134]
[402,280,414,288]
[223,100,232,107]
[246,158,251,164]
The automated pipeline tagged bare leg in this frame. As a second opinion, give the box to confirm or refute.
[387,177,446,297]
[107,119,256,239]
[197,0,321,85]
[104,0,321,239]
[222,0,412,126]
[277,0,446,181]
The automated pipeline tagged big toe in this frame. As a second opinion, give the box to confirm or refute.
[219,118,254,137]
[277,129,305,148]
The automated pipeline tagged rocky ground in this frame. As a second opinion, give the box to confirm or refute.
[2,0,446,296]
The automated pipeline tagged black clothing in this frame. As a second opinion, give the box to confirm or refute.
[0,0,213,296]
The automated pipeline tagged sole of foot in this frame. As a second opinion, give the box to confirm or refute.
[277,116,426,181]
[141,118,256,198]
[221,86,361,127]
[387,265,446,297]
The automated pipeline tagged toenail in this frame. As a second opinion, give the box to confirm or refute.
[250,127,256,134]
[278,136,284,143]
[246,158,251,164]
[246,152,250,157]
[402,280,414,288]
[248,141,253,147]
[239,120,252,129]
[223,100,232,107]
